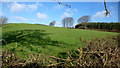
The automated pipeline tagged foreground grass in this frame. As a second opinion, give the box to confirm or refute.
[2,34,120,67]
[2,23,118,59]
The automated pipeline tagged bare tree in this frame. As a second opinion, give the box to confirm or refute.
[49,21,56,26]
[78,16,90,29]
[62,17,74,27]
[0,16,8,26]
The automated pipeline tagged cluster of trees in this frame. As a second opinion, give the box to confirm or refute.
[49,16,90,28]
[75,23,120,32]
[0,16,8,26]
[62,16,90,28]
[86,23,120,32]
[77,16,90,29]
[62,17,74,27]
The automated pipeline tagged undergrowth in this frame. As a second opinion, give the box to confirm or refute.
[2,34,120,67]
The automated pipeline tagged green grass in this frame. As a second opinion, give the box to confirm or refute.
[0,27,2,38]
[2,23,118,59]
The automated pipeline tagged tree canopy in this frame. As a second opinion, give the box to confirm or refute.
[62,17,74,27]
[49,21,56,26]
[78,16,90,24]
[0,16,8,26]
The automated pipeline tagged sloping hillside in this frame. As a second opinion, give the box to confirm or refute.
[2,23,117,59]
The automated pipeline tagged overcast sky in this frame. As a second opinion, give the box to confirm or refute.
[0,2,119,27]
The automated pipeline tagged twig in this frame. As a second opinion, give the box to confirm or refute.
[41,54,71,61]
[0,39,7,45]
[56,0,71,8]
[47,62,64,66]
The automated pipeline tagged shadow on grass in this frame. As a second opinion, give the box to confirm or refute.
[2,30,62,46]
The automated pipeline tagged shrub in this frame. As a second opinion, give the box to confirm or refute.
[2,50,58,67]
[54,36,120,67]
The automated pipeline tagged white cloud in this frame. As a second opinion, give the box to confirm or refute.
[65,8,78,12]
[26,3,42,11]
[92,10,110,21]
[1,0,10,2]
[61,8,77,19]
[74,9,78,12]
[65,8,71,12]
[53,4,64,9]
[28,4,38,10]
[15,16,28,22]
[93,10,109,18]
[37,13,48,20]
[60,12,73,19]
[55,21,62,27]
[0,12,3,16]
[10,2,25,12]
[9,2,42,12]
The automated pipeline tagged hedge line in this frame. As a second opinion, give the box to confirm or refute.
[75,23,120,32]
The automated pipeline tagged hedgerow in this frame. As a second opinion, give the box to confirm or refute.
[75,23,120,32]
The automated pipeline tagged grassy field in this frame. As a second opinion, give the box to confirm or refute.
[2,23,118,59]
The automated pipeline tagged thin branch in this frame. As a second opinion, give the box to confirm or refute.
[104,0,110,16]
[0,39,7,45]
[57,0,71,8]
[47,62,64,66]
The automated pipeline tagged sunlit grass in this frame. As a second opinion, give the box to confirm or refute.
[2,23,118,59]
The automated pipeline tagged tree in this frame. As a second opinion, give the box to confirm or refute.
[78,16,90,24]
[49,21,56,26]
[0,16,8,26]
[77,16,90,29]
[62,17,74,27]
